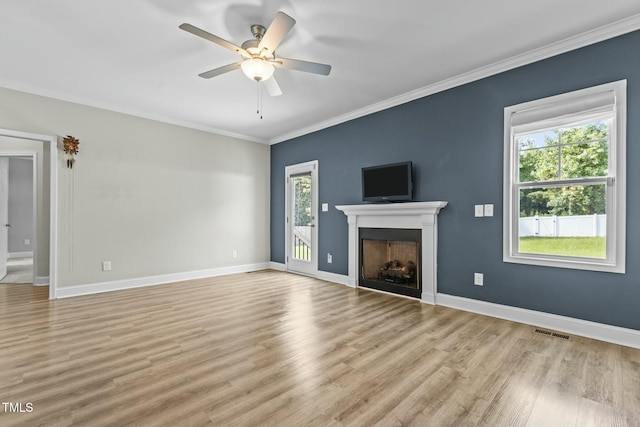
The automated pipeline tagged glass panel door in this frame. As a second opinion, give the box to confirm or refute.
[286,161,318,276]
[291,173,312,262]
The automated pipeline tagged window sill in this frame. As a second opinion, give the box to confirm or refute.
[503,253,625,274]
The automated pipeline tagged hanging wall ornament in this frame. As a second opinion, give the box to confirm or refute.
[63,135,79,169]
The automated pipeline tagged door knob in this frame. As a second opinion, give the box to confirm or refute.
[4,224,10,228]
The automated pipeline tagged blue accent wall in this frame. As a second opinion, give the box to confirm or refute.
[271,30,640,331]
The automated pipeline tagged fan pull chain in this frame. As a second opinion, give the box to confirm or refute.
[256,80,263,119]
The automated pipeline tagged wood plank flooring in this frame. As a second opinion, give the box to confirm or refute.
[0,270,639,426]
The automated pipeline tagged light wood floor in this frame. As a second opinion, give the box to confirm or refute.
[0,270,639,427]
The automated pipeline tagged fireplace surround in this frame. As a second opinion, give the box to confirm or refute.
[336,201,447,304]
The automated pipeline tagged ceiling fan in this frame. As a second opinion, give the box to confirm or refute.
[179,11,332,97]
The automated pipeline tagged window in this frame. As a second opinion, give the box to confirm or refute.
[503,81,626,273]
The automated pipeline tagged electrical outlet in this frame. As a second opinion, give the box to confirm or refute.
[24,239,30,245]
[474,205,484,217]
[327,253,332,264]
[232,250,238,259]
[474,272,484,286]
[484,204,494,217]
[102,261,112,272]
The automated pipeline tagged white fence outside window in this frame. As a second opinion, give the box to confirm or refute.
[519,214,606,237]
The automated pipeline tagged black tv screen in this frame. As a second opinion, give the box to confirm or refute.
[362,161,413,202]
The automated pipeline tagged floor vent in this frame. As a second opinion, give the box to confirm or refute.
[534,328,570,340]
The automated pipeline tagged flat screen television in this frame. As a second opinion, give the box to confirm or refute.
[362,161,413,202]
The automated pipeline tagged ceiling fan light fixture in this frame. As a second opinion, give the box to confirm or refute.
[241,58,274,81]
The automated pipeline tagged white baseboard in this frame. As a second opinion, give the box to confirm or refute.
[8,251,33,259]
[316,270,351,286]
[437,293,640,350]
[357,286,421,301]
[35,276,49,286]
[268,261,351,287]
[53,264,638,349]
[55,262,271,299]
[275,271,639,349]
[268,262,286,271]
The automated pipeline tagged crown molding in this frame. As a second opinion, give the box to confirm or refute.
[0,80,269,145]
[3,13,639,147]
[270,13,640,145]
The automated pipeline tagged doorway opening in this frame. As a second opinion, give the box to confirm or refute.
[285,160,318,276]
[0,129,57,299]
[0,155,35,285]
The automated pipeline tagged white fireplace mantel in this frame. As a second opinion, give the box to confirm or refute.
[335,201,448,304]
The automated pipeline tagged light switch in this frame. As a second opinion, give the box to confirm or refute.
[484,204,494,217]
[474,205,484,217]
[322,203,329,212]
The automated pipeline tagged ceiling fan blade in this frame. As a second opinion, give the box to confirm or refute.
[258,12,296,55]
[264,76,283,97]
[273,58,331,76]
[179,23,250,58]
[198,62,242,79]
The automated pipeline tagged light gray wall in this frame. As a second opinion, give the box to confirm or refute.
[7,157,33,254]
[0,86,270,288]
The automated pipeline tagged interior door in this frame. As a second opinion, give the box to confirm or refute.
[0,158,8,280]
[286,161,318,276]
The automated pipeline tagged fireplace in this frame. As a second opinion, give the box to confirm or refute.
[360,228,422,298]
[335,201,447,304]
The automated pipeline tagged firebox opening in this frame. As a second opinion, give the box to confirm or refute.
[359,228,422,298]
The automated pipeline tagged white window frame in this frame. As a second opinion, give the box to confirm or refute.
[503,80,626,273]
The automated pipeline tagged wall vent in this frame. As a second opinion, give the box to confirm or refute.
[534,328,570,340]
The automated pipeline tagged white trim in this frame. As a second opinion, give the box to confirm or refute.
[284,160,319,277]
[275,266,354,288]
[437,293,640,350]
[31,153,37,287]
[55,262,271,299]
[334,202,447,218]
[0,82,269,145]
[269,261,286,271]
[257,270,640,349]
[358,286,421,301]
[335,202,448,303]
[316,270,351,287]
[8,251,33,258]
[270,14,640,145]
[268,265,353,287]
[0,130,57,299]
[35,276,49,286]
[2,14,638,147]
[503,80,626,273]
[50,135,58,299]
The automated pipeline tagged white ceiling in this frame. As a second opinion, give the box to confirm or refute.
[2,1,640,144]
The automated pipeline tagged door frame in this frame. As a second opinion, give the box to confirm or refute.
[0,157,8,280]
[0,128,57,299]
[285,160,318,277]
[1,153,37,286]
